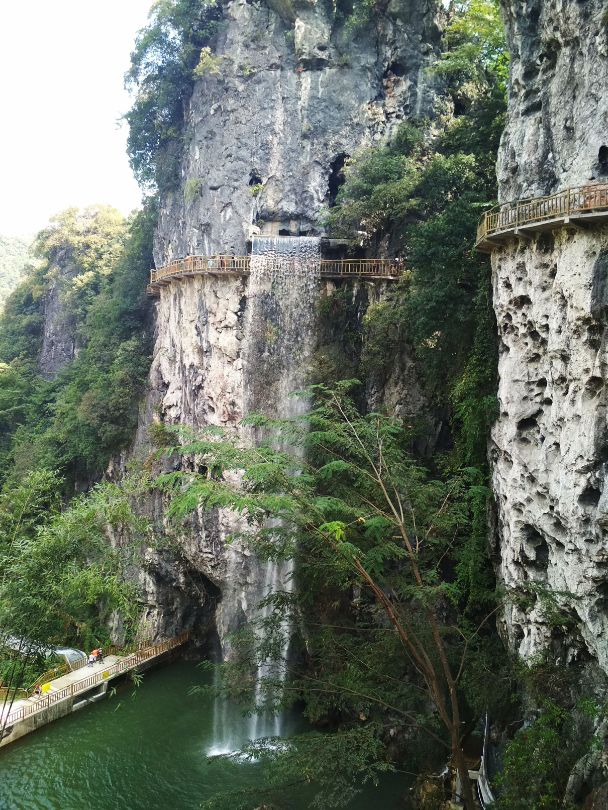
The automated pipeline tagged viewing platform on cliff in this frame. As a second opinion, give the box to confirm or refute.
[476,183,608,252]
[147,255,403,295]
[0,633,188,749]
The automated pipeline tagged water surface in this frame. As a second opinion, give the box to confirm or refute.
[0,661,408,809]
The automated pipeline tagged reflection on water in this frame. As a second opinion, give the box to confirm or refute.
[0,661,408,810]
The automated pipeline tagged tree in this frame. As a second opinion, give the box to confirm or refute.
[156,383,496,808]
[125,0,223,190]
[0,202,155,489]
[0,470,143,738]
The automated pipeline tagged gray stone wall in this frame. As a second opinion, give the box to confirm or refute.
[492,0,608,670]
[135,0,444,646]
[154,0,442,261]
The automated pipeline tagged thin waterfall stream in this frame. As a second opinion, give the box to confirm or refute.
[211,236,320,752]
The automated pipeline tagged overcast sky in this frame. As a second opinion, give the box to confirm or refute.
[0,0,154,237]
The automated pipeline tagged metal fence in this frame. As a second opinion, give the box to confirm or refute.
[2,632,188,728]
[477,183,608,245]
[149,256,402,286]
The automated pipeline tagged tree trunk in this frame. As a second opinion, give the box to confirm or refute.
[452,734,477,809]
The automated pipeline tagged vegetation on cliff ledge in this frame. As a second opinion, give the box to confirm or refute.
[0,203,155,488]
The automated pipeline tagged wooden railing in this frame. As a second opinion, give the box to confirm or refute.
[151,256,251,283]
[1,632,188,729]
[320,259,401,277]
[477,183,608,246]
[149,256,402,287]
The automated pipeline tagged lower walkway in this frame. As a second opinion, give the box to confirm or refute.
[1,633,188,747]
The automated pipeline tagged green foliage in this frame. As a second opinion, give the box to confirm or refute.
[155,383,499,803]
[0,262,46,364]
[326,123,424,240]
[313,288,364,386]
[193,46,222,78]
[449,268,498,465]
[494,701,589,810]
[327,0,506,468]
[359,285,408,386]
[0,202,155,488]
[35,206,127,312]
[0,470,142,644]
[438,1,508,94]
[125,0,223,190]
[0,470,144,732]
[184,177,202,203]
[342,0,376,34]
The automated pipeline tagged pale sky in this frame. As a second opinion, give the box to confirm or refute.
[0,0,154,237]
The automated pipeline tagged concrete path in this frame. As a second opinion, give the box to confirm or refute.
[1,657,120,722]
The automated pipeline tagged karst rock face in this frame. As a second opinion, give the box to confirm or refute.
[154,0,441,262]
[492,0,608,670]
[136,0,440,645]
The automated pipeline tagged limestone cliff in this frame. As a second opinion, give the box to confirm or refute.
[39,247,79,379]
[136,0,441,646]
[492,0,608,671]
[154,0,442,261]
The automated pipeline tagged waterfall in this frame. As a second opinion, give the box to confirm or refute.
[246,236,320,740]
[211,236,320,750]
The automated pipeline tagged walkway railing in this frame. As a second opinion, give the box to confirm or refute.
[2,632,188,728]
[148,256,402,288]
[477,183,608,248]
[320,259,401,277]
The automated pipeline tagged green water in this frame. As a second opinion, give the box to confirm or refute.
[0,661,408,810]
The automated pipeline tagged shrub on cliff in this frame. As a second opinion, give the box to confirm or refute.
[125,0,223,191]
[326,0,506,466]
[0,470,144,735]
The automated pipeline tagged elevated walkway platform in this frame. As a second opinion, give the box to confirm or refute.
[476,183,608,252]
[147,255,403,295]
[0,633,188,749]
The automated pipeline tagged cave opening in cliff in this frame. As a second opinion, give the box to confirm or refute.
[598,145,608,177]
[384,61,406,78]
[327,153,349,207]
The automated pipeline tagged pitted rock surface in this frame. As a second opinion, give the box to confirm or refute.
[493,0,608,670]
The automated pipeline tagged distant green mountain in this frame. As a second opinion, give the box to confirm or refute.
[0,235,31,308]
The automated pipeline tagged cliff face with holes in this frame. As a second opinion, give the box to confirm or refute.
[492,0,608,672]
[134,0,442,644]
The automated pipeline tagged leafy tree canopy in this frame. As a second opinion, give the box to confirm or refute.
[154,383,500,808]
[0,202,155,488]
[125,0,223,190]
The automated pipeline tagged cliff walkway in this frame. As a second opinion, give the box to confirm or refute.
[147,255,403,294]
[0,633,188,747]
[476,182,608,252]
